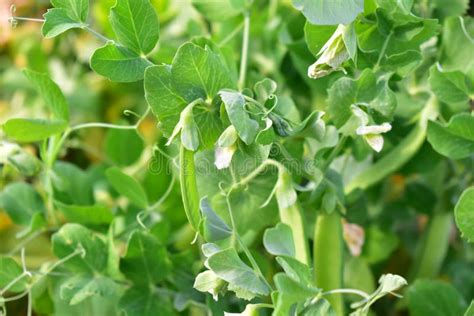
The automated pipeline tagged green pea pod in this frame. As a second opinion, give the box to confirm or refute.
[279,203,310,265]
[180,145,201,231]
[345,97,438,193]
[313,212,344,316]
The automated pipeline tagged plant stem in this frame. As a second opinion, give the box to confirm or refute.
[323,288,370,300]
[313,211,344,316]
[409,212,452,280]
[238,12,251,90]
[374,31,393,69]
[179,145,201,231]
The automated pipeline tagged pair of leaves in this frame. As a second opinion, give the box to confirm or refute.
[427,113,474,160]
[91,0,159,82]
[145,40,235,149]
[3,70,69,143]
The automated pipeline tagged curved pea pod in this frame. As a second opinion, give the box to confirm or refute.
[179,146,201,231]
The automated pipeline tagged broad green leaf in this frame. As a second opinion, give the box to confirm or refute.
[23,69,69,121]
[0,182,46,226]
[407,280,466,316]
[207,248,270,298]
[51,0,89,22]
[52,223,108,273]
[427,113,474,160]
[3,119,67,143]
[120,230,172,284]
[0,257,28,293]
[52,161,94,206]
[292,0,363,25]
[106,167,148,209]
[90,43,151,82]
[145,42,235,148]
[110,0,160,55]
[263,223,295,257]
[455,187,474,242]
[171,42,235,102]
[192,0,243,21]
[104,128,144,167]
[57,203,114,226]
[276,256,313,286]
[144,65,187,137]
[304,24,337,56]
[200,197,232,242]
[439,17,474,81]
[327,69,396,128]
[303,299,336,316]
[219,90,259,145]
[60,275,118,305]
[273,273,320,315]
[42,8,85,38]
[429,65,473,104]
[119,286,175,316]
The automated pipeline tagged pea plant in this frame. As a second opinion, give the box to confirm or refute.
[1,0,473,315]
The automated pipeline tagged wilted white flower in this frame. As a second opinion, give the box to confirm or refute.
[342,220,365,257]
[356,122,392,152]
[215,125,238,170]
[308,24,350,79]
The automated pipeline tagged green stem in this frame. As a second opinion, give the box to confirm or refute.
[409,212,452,280]
[238,12,250,90]
[179,145,201,231]
[313,212,344,316]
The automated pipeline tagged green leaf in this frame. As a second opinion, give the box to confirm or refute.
[23,69,69,121]
[104,128,144,166]
[207,248,270,298]
[60,275,118,305]
[51,0,89,22]
[303,299,336,316]
[145,65,187,137]
[292,0,363,25]
[276,256,313,286]
[145,42,235,148]
[106,167,148,209]
[194,270,225,299]
[110,0,159,55]
[52,161,94,206]
[52,223,108,273]
[219,90,259,145]
[0,182,46,226]
[57,203,114,226]
[327,69,396,129]
[3,119,67,143]
[172,42,235,102]
[427,113,474,160]
[90,43,151,82]
[200,197,232,242]
[429,65,473,104]
[42,8,84,38]
[273,273,320,315]
[4,146,41,176]
[455,187,474,242]
[119,286,175,316]
[120,230,172,284]
[192,0,243,21]
[0,257,28,293]
[407,279,466,316]
[263,223,295,257]
[304,24,337,56]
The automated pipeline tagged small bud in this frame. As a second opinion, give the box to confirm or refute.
[167,104,200,151]
[308,24,350,79]
[275,169,297,208]
[215,126,238,170]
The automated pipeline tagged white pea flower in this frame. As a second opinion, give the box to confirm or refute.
[356,122,392,153]
[215,125,238,170]
[308,24,350,79]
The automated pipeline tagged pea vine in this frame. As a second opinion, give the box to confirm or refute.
[1,0,473,316]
